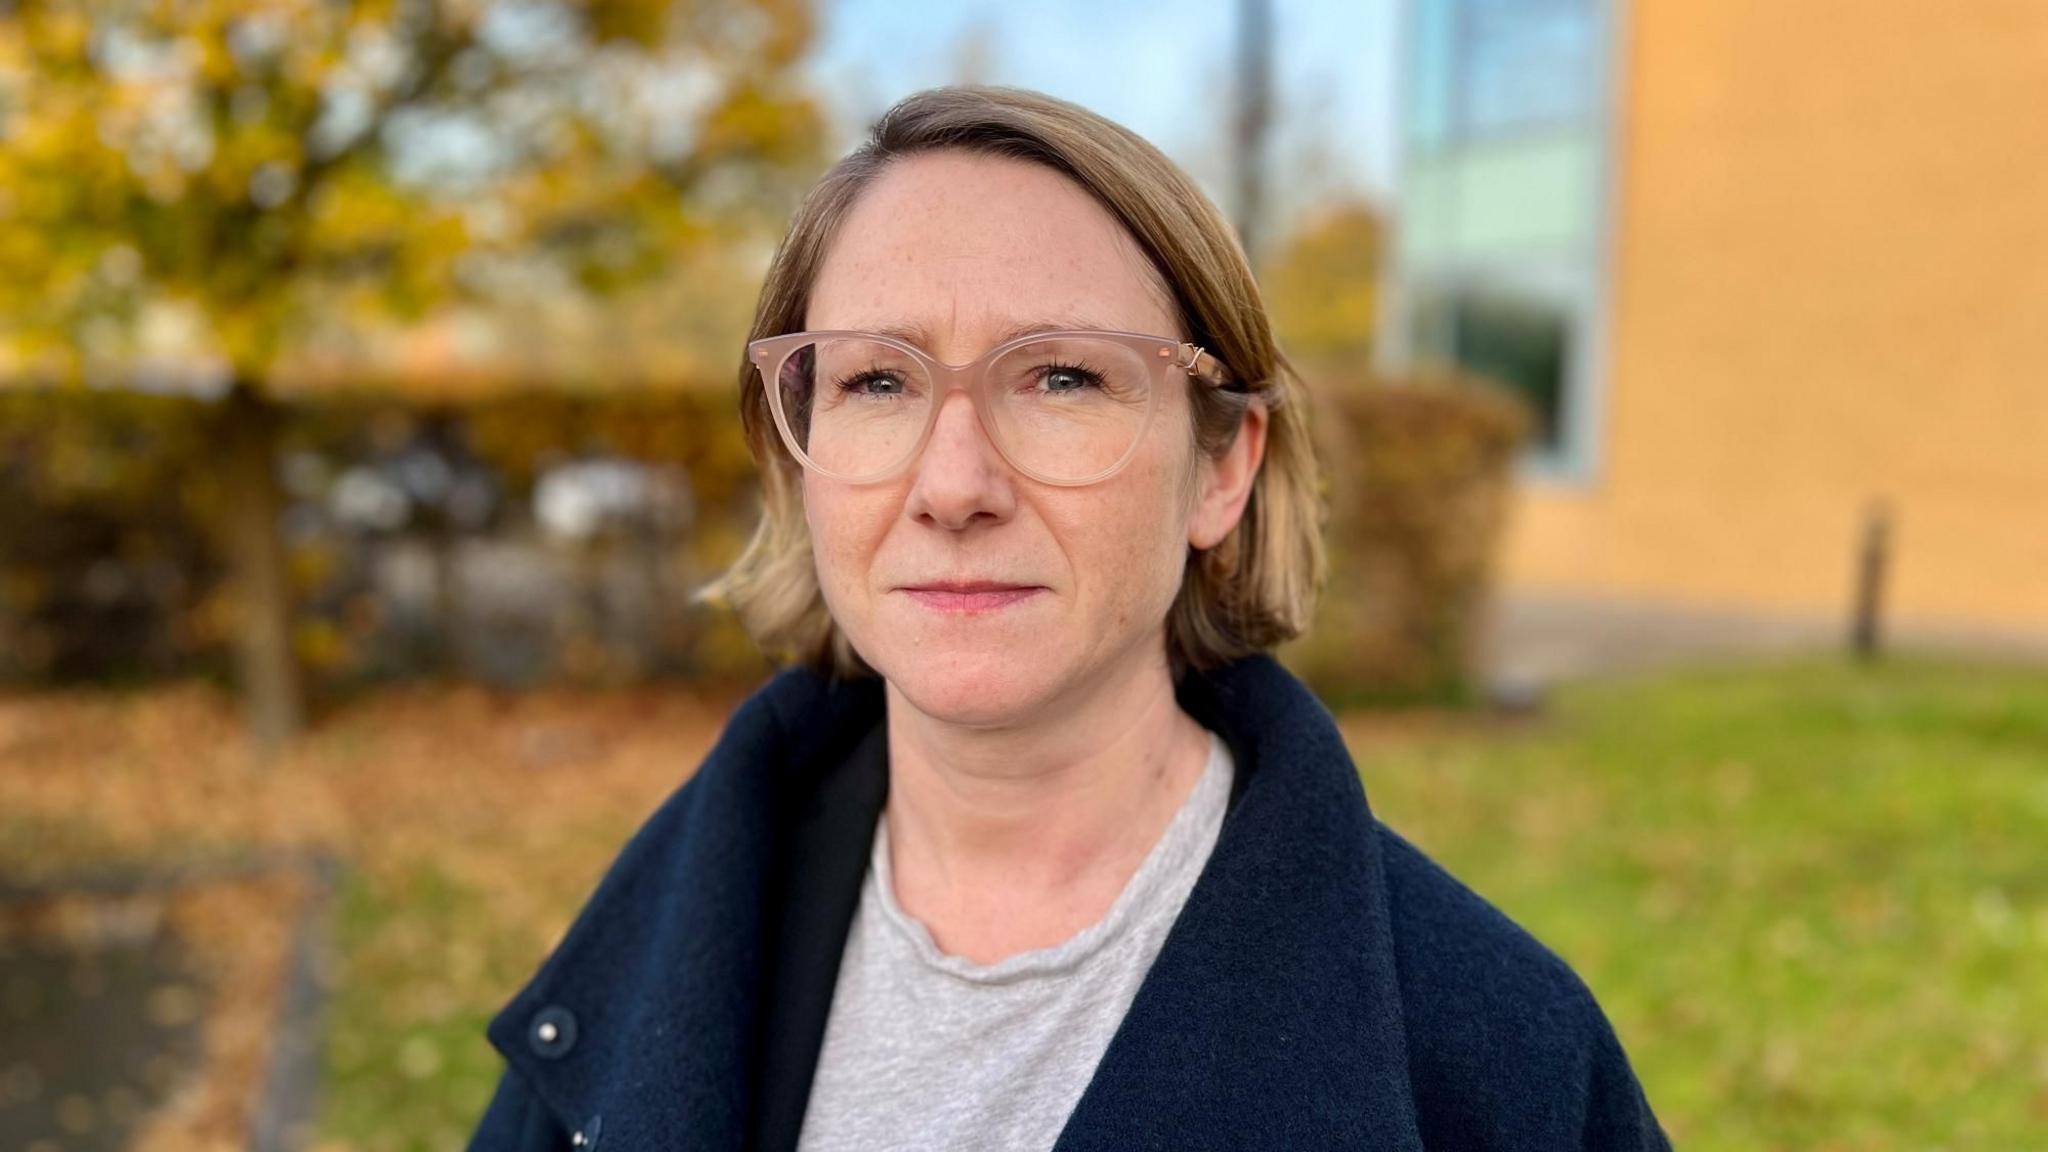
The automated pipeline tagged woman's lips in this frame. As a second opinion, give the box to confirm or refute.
[899,586,1043,615]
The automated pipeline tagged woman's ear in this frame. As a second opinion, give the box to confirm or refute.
[1187,402,1268,550]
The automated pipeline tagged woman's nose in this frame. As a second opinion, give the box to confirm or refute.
[903,389,1016,530]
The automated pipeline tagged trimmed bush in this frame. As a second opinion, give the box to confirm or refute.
[1281,371,1532,708]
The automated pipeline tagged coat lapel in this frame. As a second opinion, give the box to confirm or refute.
[1051,655,1426,1149]
[747,717,890,1151]
[483,668,884,1150]
[484,654,1426,1149]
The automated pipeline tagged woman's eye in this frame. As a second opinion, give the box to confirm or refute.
[1039,365,1103,393]
[837,372,906,397]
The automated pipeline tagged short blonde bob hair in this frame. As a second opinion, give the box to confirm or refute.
[698,85,1325,681]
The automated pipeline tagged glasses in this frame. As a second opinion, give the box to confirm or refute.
[748,328,1247,487]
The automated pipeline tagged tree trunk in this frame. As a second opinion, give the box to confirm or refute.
[1232,0,1273,269]
[222,380,303,754]
[424,410,463,676]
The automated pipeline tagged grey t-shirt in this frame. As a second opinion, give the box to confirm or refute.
[794,729,1236,1152]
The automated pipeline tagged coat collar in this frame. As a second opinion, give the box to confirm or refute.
[485,653,1426,1149]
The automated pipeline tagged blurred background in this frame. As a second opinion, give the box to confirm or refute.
[0,1,2042,1149]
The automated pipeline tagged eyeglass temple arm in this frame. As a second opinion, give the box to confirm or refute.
[1178,344,1222,381]
[1178,344,1278,403]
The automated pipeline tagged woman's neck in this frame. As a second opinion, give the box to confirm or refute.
[879,651,1214,964]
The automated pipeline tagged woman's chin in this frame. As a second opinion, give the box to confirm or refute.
[876,652,1063,729]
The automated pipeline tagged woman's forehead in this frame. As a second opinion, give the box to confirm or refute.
[848,313,1137,353]
[805,152,1179,342]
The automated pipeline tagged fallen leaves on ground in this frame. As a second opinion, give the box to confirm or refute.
[0,677,742,1150]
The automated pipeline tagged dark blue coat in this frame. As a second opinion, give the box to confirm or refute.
[468,653,1672,1150]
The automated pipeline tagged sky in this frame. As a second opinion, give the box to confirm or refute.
[805,0,1403,224]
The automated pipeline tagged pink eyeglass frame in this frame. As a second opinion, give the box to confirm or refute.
[747,327,1246,487]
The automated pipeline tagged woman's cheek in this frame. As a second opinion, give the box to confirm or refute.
[1085,482,1187,622]
[806,505,867,621]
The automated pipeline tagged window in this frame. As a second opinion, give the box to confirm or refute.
[1408,0,1602,149]
[1462,0,1601,137]
[1411,280,1577,452]
[1395,0,1612,480]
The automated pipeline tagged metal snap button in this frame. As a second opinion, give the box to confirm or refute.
[528,1005,578,1058]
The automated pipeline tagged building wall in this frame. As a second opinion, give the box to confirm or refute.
[1500,0,2048,636]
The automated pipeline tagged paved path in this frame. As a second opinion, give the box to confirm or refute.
[1479,591,2048,697]
[0,922,206,1151]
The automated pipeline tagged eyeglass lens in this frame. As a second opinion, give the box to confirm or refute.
[773,336,1156,481]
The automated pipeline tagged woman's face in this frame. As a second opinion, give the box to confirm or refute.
[801,149,1259,728]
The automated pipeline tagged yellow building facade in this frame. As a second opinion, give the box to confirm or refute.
[1396,1,2048,643]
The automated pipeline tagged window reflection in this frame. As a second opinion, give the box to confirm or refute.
[1412,283,1572,454]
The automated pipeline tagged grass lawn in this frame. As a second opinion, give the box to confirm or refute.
[1350,651,2048,1150]
[3,650,2042,1149]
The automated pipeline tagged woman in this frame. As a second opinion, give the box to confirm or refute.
[469,86,1670,1151]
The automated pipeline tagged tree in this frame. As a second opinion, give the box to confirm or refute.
[1263,198,1383,384]
[0,0,826,750]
